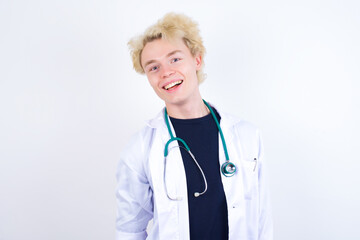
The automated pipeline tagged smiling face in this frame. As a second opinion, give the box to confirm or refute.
[141,38,202,110]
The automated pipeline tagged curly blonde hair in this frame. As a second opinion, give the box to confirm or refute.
[128,13,206,83]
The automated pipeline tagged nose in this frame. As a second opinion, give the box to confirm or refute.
[161,64,175,78]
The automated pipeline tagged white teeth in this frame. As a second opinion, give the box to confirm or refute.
[164,80,182,90]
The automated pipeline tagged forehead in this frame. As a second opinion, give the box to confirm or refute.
[141,38,191,65]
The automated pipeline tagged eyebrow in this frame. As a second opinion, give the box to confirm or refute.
[143,50,183,68]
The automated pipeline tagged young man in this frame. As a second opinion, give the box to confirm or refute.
[116,13,273,240]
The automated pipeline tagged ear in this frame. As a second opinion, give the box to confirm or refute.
[194,54,202,70]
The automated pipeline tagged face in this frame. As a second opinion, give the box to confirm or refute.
[141,38,202,108]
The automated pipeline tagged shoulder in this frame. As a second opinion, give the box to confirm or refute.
[120,109,164,162]
[219,110,260,134]
[120,125,154,160]
[217,110,264,162]
[217,109,262,149]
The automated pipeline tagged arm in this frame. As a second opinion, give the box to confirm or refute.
[257,131,273,240]
[116,135,153,240]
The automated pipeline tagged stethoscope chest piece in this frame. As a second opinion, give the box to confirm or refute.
[221,161,236,177]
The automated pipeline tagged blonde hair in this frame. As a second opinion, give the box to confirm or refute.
[128,12,206,83]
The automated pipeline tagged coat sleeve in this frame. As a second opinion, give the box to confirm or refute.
[257,130,273,240]
[116,132,153,240]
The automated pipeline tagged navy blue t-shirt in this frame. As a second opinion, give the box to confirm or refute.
[170,108,229,240]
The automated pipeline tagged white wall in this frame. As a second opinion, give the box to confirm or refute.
[1,0,359,239]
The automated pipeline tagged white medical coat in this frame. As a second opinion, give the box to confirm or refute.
[116,107,273,240]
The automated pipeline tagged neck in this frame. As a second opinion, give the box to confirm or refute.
[165,98,209,119]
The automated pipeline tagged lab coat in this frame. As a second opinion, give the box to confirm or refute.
[116,107,273,240]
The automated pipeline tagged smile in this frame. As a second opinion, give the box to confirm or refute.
[164,80,183,90]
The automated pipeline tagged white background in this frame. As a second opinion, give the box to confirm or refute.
[1,0,359,239]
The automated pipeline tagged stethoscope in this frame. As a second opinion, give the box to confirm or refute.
[163,100,236,200]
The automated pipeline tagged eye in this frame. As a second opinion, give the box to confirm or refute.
[171,58,181,63]
[148,65,159,72]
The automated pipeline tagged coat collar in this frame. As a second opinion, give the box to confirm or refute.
[145,102,242,134]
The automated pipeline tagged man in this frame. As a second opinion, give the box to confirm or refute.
[116,13,273,240]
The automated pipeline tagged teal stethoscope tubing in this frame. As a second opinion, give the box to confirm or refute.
[163,100,236,200]
[164,100,229,158]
